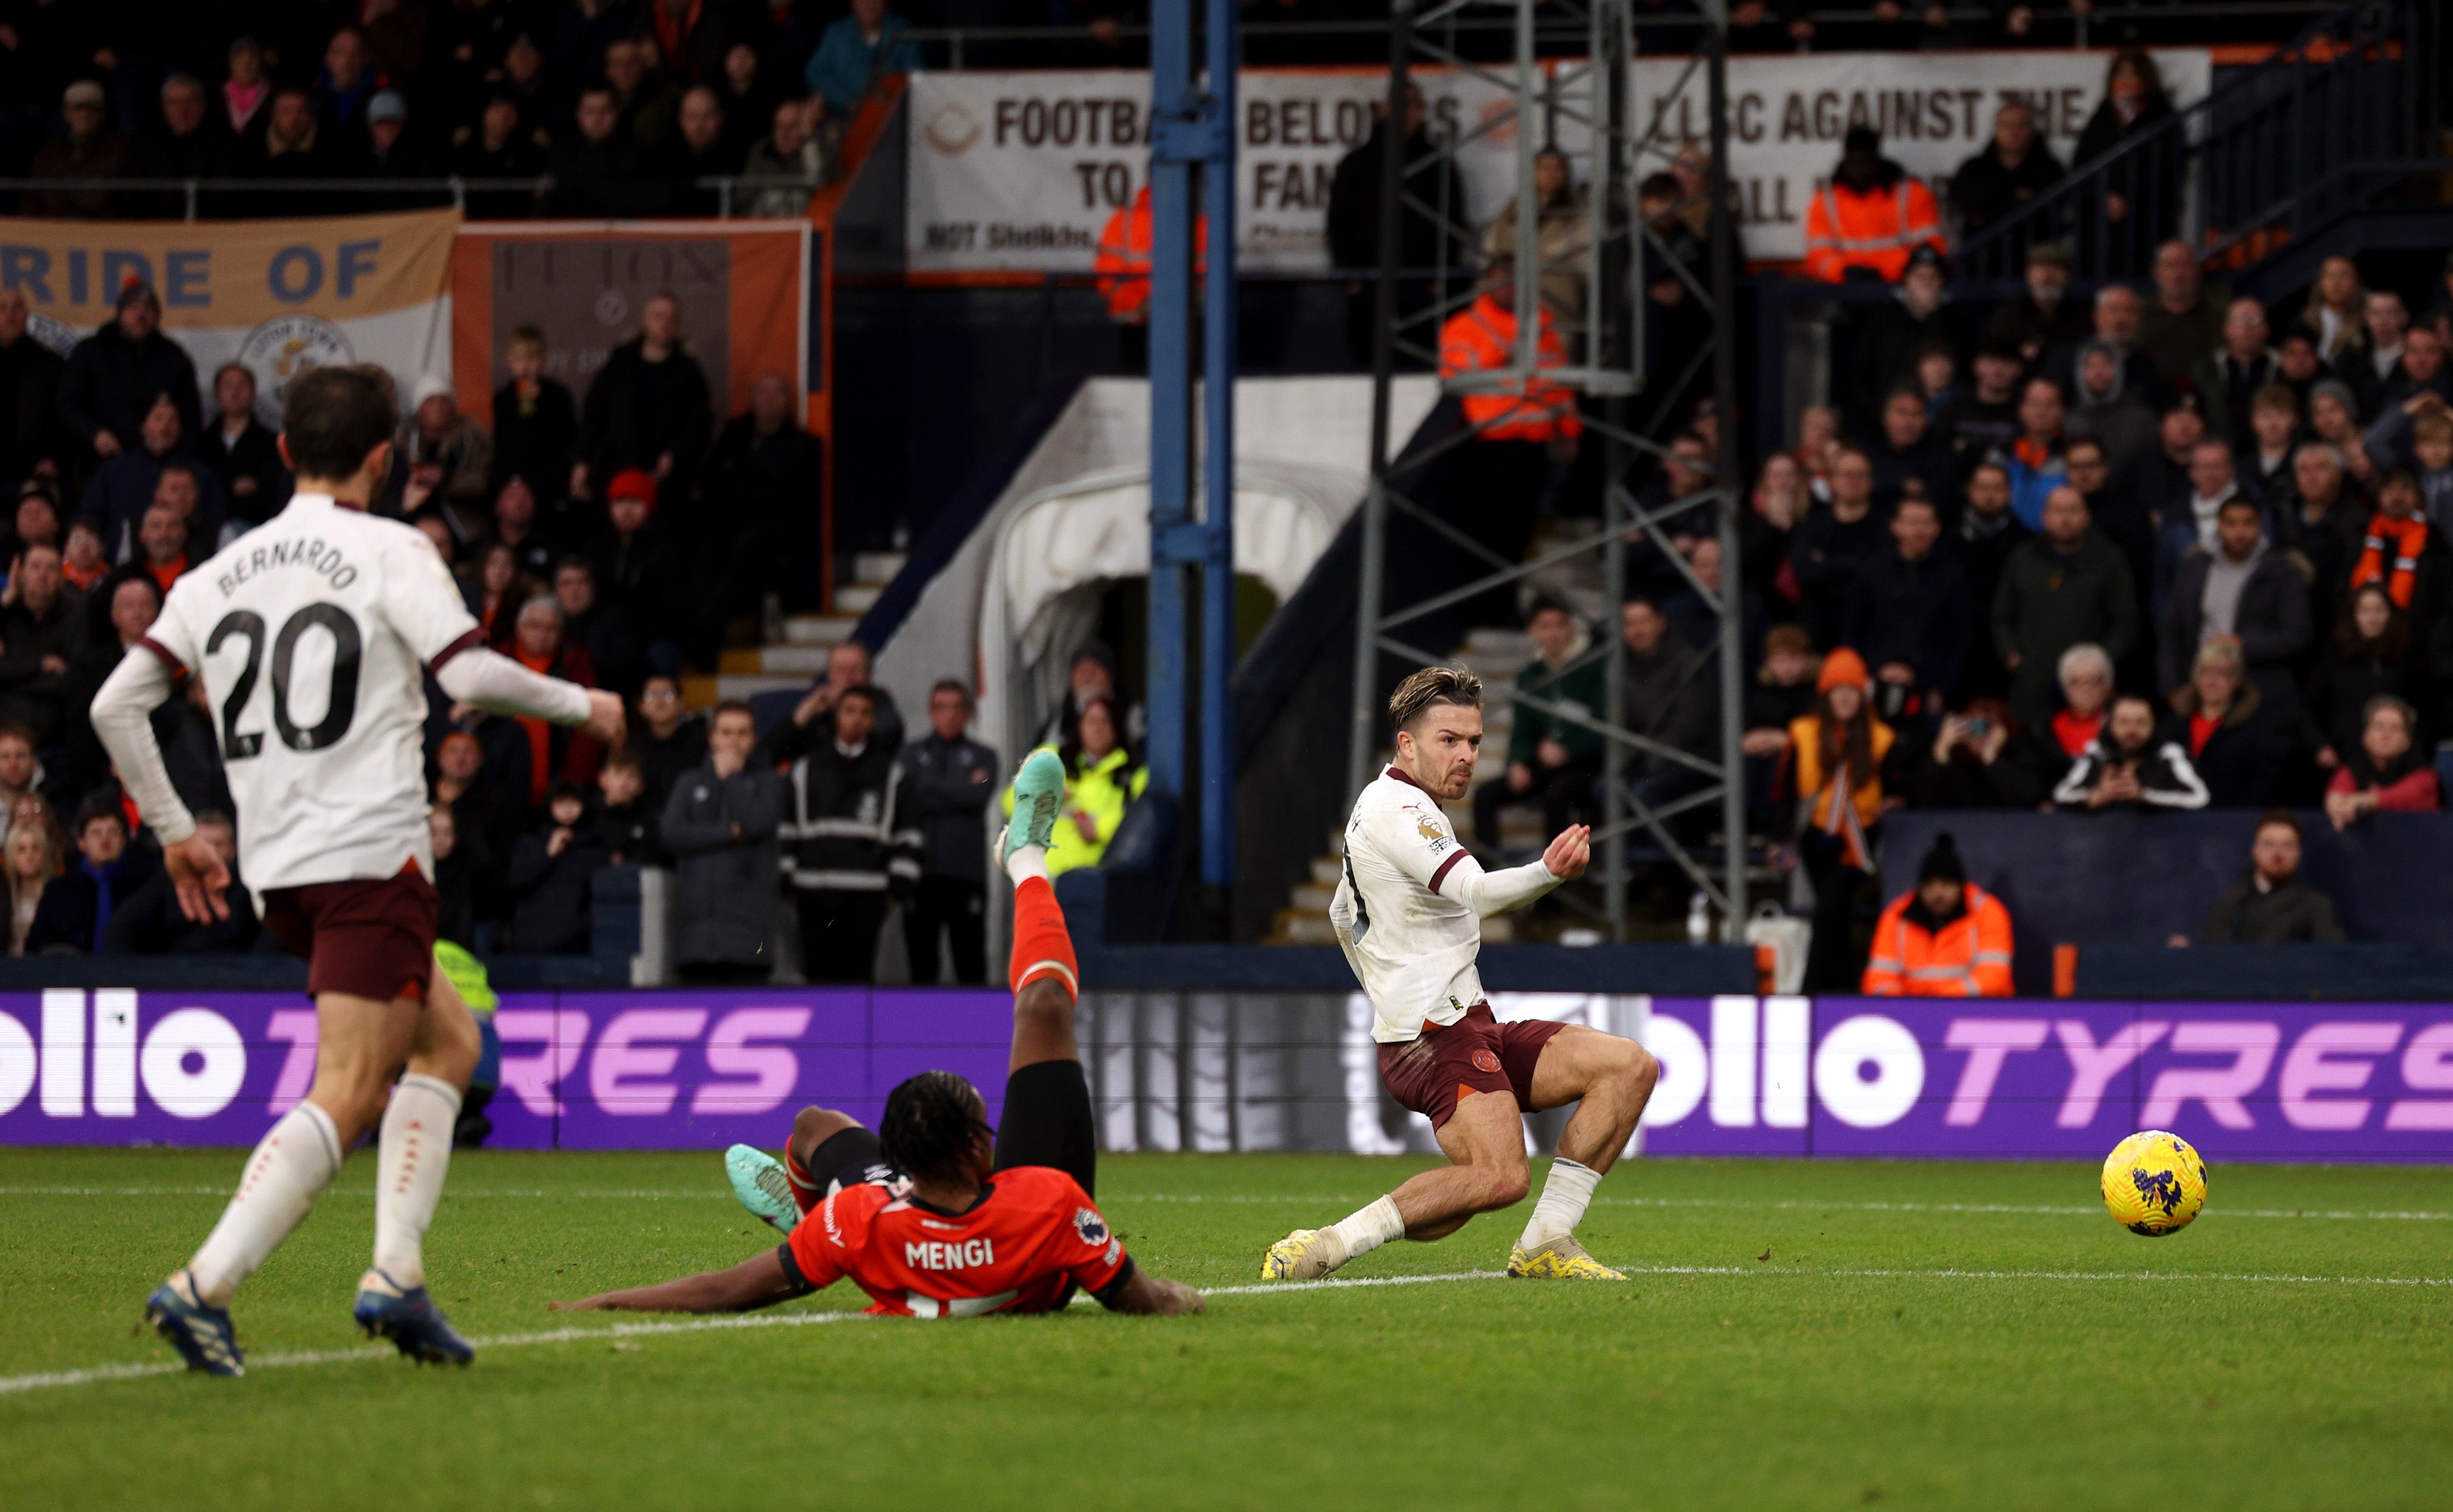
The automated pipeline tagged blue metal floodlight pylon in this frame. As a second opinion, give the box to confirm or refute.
[1145,0,1239,902]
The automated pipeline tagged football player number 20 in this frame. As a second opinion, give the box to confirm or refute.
[206,604,364,758]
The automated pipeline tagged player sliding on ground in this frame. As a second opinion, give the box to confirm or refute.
[552,751,1204,1320]
[1264,665,1660,1283]
[93,367,625,1375]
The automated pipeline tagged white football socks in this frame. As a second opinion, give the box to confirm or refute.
[186,1101,344,1307]
[1517,1157,1603,1252]
[1328,1194,1406,1263]
[368,1074,462,1292]
[1004,844,1049,886]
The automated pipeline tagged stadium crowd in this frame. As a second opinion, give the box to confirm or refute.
[0,272,997,983]
[0,3,2424,983]
[1472,172,2451,985]
[0,0,942,218]
[0,0,2340,222]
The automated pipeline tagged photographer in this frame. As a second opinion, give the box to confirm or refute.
[1907,698,2047,809]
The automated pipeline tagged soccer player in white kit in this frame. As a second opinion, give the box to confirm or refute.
[1262,666,1660,1282]
[90,367,626,1375]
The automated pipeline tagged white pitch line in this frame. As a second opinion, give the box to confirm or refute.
[1200,1270,1505,1298]
[0,1308,874,1396]
[9,1261,2450,1398]
[1592,1195,2453,1223]
[9,1187,2450,1225]
[0,1187,736,1200]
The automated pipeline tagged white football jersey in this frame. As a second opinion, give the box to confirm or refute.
[142,493,486,895]
[1329,767,1486,1043]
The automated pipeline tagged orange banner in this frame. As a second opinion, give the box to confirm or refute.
[448,222,808,430]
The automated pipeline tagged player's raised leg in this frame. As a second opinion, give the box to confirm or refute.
[1506,1024,1658,1278]
[990,748,1095,1192]
[729,748,1090,1232]
[353,961,484,1364]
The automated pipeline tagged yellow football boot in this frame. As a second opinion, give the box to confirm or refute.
[1259,1227,1350,1281]
[1506,1236,1626,1279]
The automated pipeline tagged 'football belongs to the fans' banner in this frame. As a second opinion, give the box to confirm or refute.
[905,68,1520,273]
[904,50,2211,271]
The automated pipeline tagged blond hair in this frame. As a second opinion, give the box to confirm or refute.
[1388,664,1484,734]
[5,819,62,956]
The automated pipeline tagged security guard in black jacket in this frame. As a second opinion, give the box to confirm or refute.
[890,678,1002,983]
[779,684,902,982]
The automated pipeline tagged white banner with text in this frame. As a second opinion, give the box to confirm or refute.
[904,51,2211,272]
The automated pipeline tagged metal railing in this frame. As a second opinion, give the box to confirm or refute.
[896,3,2339,67]
[0,174,827,222]
[1956,0,2448,280]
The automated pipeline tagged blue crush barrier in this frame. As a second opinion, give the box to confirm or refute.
[1878,812,2453,994]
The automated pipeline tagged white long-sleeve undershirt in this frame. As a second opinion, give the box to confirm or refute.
[89,648,195,845]
[88,643,592,851]
[1433,853,1561,917]
[433,645,596,727]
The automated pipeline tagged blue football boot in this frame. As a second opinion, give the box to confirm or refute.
[998,748,1066,868]
[353,1271,476,1367]
[145,1271,245,1377]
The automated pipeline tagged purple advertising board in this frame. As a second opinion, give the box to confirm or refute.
[0,989,1015,1150]
[7,989,2452,1161]
[1630,996,2453,1162]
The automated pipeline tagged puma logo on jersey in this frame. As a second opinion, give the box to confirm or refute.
[905,1238,996,1270]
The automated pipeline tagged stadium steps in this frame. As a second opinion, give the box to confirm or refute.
[1262,518,1620,944]
[1263,625,1548,947]
[684,552,906,706]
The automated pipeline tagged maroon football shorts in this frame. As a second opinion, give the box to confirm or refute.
[260,868,438,1003]
[1377,1002,1567,1132]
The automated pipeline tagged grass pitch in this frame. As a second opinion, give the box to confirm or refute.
[3,1147,2449,1510]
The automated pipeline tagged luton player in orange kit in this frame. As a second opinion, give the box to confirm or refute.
[552,750,1204,1321]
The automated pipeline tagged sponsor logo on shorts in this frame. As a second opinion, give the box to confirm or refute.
[1471,1048,1502,1075]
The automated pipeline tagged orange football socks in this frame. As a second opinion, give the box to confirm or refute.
[1007,876,1079,1003]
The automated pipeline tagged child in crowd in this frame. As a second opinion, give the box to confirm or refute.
[596,749,662,865]
[506,781,607,956]
[2245,384,2301,494]
[1793,405,1840,499]
[60,516,108,594]
[2412,411,2453,519]
[1915,341,1961,422]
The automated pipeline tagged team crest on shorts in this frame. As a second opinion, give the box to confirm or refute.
[1471,1048,1502,1075]
[1072,1207,1109,1246]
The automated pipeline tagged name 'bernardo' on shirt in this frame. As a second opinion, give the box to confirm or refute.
[906,1238,996,1270]
[214,536,361,598]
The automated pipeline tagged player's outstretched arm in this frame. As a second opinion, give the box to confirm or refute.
[89,644,229,923]
[434,646,626,745]
[551,1249,810,1314]
[1101,1270,1206,1316]
[1435,825,1588,917]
